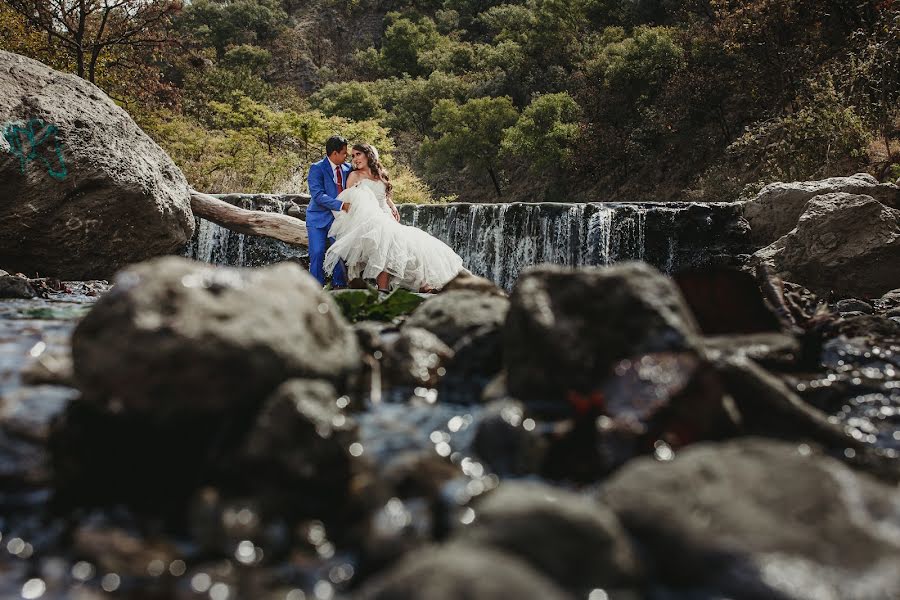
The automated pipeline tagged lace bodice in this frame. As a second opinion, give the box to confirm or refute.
[356,178,390,213]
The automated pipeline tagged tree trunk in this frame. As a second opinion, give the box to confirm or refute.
[487,166,502,198]
[190,191,309,247]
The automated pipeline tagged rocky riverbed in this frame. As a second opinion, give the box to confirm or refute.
[1,259,899,600]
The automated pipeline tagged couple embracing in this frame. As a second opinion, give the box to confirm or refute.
[306,135,464,292]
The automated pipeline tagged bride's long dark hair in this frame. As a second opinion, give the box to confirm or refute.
[353,143,392,198]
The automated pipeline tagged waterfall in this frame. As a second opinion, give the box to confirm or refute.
[185,197,750,289]
[397,202,749,289]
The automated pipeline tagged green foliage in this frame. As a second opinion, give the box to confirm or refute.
[502,92,581,174]
[309,81,386,122]
[423,96,519,194]
[331,287,425,322]
[726,79,870,182]
[372,73,468,134]
[381,13,442,76]
[177,0,288,57]
[589,26,685,101]
[222,44,273,75]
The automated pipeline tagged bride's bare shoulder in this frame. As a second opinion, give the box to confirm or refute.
[346,170,361,185]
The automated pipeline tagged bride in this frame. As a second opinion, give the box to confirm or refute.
[323,143,465,292]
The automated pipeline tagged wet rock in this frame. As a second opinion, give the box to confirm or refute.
[745,174,900,245]
[714,354,860,449]
[1,386,76,442]
[73,522,177,577]
[471,400,544,477]
[237,379,357,519]
[354,544,571,600]
[402,290,509,348]
[0,51,193,279]
[0,429,50,487]
[504,263,702,407]
[379,327,453,389]
[441,271,507,297]
[21,350,73,386]
[754,193,900,298]
[437,324,504,404]
[823,314,900,341]
[72,257,359,419]
[701,332,800,367]
[454,481,642,593]
[0,275,38,299]
[880,288,900,309]
[835,298,874,314]
[600,438,900,599]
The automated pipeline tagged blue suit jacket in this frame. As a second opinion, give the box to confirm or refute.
[307,156,353,229]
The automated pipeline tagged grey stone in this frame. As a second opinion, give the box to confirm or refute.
[745,174,900,245]
[72,256,359,418]
[354,544,571,600]
[454,480,642,593]
[600,438,900,599]
[0,274,37,298]
[754,193,900,298]
[379,327,453,388]
[0,51,193,278]
[402,289,509,348]
[835,299,874,314]
[238,379,356,515]
[504,262,702,405]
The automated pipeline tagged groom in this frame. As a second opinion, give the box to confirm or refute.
[307,135,352,286]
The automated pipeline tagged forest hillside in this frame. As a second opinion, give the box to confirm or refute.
[1,0,898,203]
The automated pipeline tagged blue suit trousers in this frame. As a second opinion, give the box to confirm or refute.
[308,224,347,287]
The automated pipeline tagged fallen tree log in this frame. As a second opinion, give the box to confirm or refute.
[189,190,308,247]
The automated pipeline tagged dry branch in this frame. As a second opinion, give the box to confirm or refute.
[189,190,308,247]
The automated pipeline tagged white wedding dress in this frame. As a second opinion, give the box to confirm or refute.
[323,178,465,290]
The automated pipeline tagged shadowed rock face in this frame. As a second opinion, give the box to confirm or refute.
[504,262,703,406]
[754,193,900,298]
[0,50,193,279]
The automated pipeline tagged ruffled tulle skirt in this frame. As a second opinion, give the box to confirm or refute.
[323,186,464,290]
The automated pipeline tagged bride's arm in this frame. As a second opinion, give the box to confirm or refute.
[386,194,400,222]
[346,171,361,188]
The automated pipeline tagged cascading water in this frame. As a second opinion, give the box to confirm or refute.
[185,197,751,289]
[397,202,750,289]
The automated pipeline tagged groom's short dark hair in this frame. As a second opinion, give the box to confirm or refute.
[326,135,348,156]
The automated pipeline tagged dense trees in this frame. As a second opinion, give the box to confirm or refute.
[1,0,898,201]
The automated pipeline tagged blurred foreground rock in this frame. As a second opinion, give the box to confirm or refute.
[504,263,702,407]
[601,438,900,599]
[354,544,571,600]
[72,256,359,418]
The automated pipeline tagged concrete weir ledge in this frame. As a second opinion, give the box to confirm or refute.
[184,195,752,289]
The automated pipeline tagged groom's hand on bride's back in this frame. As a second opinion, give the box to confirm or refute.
[341,202,351,212]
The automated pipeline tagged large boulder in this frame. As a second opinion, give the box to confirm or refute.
[754,193,900,298]
[0,51,193,279]
[453,480,642,594]
[744,173,900,246]
[504,263,702,405]
[353,544,571,600]
[600,438,900,599]
[402,289,509,348]
[72,257,359,419]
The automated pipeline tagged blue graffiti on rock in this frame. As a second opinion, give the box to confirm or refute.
[2,118,68,181]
